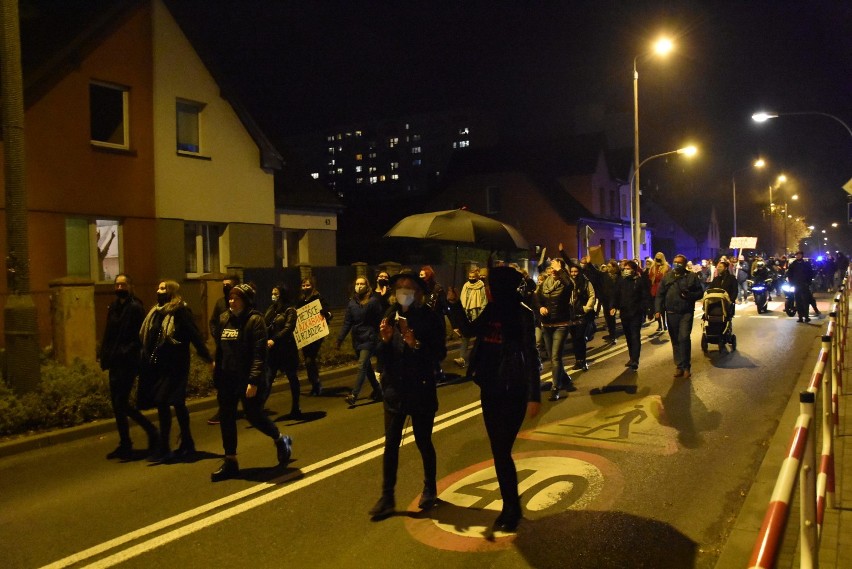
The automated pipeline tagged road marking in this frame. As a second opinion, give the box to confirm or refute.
[405,450,623,552]
[519,395,678,455]
[40,401,485,569]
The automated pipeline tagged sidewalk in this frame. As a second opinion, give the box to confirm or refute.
[716,317,852,568]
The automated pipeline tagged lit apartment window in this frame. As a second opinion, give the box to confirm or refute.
[458,140,470,148]
[412,134,421,141]
[355,165,363,173]
[328,159,336,166]
[338,146,343,151]
[355,130,362,137]
[355,153,363,161]
[66,218,122,282]
[390,162,399,170]
[369,152,377,158]
[369,166,377,173]
[328,169,335,175]
[336,167,343,174]
[411,146,422,154]
[391,174,399,180]
[452,142,458,149]
[327,135,334,141]
[356,177,364,184]
[413,159,422,166]
[389,137,399,148]
[486,186,502,214]
[369,176,378,184]
[184,222,221,275]
[336,133,342,140]
[459,127,469,135]
[328,147,335,154]
[379,175,386,182]
[90,81,129,149]
[311,173,319,179]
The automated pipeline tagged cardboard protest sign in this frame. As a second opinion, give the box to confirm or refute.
[588,245,605,266]
[294,299,329,349]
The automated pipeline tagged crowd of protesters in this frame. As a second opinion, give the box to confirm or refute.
[97,247,846,531]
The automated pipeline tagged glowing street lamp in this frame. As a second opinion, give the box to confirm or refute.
[629,145,697,256]
[631,36,675,259]
[753,111,852,139]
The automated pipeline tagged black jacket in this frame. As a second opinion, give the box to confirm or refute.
[264,302,298,370]
[451,300,541,403]
[214,309,268,392]
[377,304,446,415]
[655,270,704,314]
[99,295,145,370]
[534,268,573,324]
[612,274,652,319]
[709,272,738,303]
[337,293,383,352]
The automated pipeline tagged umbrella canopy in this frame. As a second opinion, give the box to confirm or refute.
[384,209,529,250]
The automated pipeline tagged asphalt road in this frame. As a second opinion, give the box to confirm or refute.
[0,297,827,569]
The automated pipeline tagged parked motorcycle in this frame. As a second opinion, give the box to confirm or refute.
[748,278,774,314]
[781,281,797,317]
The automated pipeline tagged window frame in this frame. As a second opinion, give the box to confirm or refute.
[89,81,130,150]
[65,217,123,282]
[184,222,223,277]
[176,99,206,156]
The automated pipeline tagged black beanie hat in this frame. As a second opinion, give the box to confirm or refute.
[229,283,256,306]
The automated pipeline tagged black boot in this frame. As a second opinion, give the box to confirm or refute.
[211,459,240,482]
[418,483,438,510]
[369,495,395,518]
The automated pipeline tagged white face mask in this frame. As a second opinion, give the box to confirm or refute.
[354,283,367,294]
[271,294,279,303]
[396,288,416,308]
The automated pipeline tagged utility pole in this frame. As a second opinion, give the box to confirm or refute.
[1,0,40,392]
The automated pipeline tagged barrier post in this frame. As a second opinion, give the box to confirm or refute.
[819,335,836,515]
[799,390,818,569]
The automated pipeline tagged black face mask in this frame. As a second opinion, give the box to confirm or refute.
[377,279,389,287]
[223,285,233,299]
[115,289,130,300]
[157,292,170,306]
[468,278,478,284]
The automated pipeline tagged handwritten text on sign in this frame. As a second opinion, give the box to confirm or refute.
[294,299,329,349]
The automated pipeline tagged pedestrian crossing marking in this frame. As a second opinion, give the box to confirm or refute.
[518,395,678,455]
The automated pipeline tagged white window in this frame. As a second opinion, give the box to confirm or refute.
[90,82,129,149]
[176,100,204,154]
[311,172,319,179]
[411,146,422,154]
[65,218,122,282]
[336,167,343,174]
[328,159,336,166]
[355,165,363,173]
[356,177,364,184]
[390,162,399,170]
[369,166,377,173]
[184,222,222,275]
[328,147,335,154]
[391,174,399,180]
[369,176,378,184]
[389,137,399,148]
[458,140,470,148]
[459,127,469,135]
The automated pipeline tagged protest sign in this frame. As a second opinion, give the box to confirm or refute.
[294,299,329,349]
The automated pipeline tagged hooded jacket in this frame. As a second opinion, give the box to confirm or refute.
[214,308,268,393]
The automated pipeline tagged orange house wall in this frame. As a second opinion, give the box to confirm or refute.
[0,4,155,348]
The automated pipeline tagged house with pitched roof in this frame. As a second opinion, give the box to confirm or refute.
[0,0,299,348]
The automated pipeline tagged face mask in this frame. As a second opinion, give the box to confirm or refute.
[271,294,279,303]
[223,285,232,298]
[115,289,129,300]
[302,285,313,294]
[396,288,415,308]
[673,262,685,273]
[354,284,367,294]
[655,259,663,264]
[157,292,170,306]
[622,269,634,277]
[377,278,388,287]
[468,278,478,284]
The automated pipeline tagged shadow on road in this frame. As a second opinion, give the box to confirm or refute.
[662,379,721,449]
[274,410,327,424]
[513,510,697,569]
[707,350,759,370]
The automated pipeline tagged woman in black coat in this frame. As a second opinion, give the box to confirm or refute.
[210,284,293,482]
[264,284,302,419]
[610,260,652,370]
[450,266,541,533]
[296,277,332,396]
[139,280,212,462]
[368,273,447,519]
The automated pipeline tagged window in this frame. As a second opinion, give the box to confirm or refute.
[184,222,222,275]
[486,186,501,214]
[390,161,399,170]
[388,137,399,148]
[355,154,363,161]
[413,159,422,166]
[328,159,335,166]
[458,140,470,148]
[66,218,122,282]
[369,176,378,184]
[176,100,204,153]
[311,172,319,179]
[391,174,399,180]
[411,146,422,154]
[90,82,129,148]
[355,165,363,173]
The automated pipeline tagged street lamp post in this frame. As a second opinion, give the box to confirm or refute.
[629,146,697,255]
[753,111,852,139]
[768,174,787,256]
[783,194,798,255]
[632,37,673,260]
[732,158,766,239]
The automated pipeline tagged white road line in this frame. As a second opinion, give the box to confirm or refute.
[40,401,483,569]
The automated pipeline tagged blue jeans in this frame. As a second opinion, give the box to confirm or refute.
[352,348,380,397]
[541,325,569,387]
[666,311,694,371]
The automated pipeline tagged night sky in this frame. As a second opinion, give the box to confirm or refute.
[168,0,852,249]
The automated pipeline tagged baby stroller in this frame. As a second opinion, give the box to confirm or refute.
[701,288,736,352]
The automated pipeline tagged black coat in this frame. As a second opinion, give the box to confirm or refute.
[214,309,267,393]
[709,272,739,303]
[377,304,446,415]
[264,302,298,370]
[337,293,383,352]
[612,274,652,319]
[99,295,144,371]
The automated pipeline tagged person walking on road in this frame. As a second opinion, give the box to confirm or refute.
[448,266,541,533]
[610,260,652,370]
[210,283,293,482]
[787,250,818,322]
[647,253,669,331]
[337,276,384,406]
[100,274,158,460]
[654,254,704,379]
[264,284,302,419]
[297,276,332,396]
[207,274,240,426]
[139,280,213,462]
[534,257,575,400]
[369,272,447,519]
[451,267,487,368]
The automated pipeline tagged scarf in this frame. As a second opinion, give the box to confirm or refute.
[139,305,178,348]
[541,274,563,296]
[461,279,487,320]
